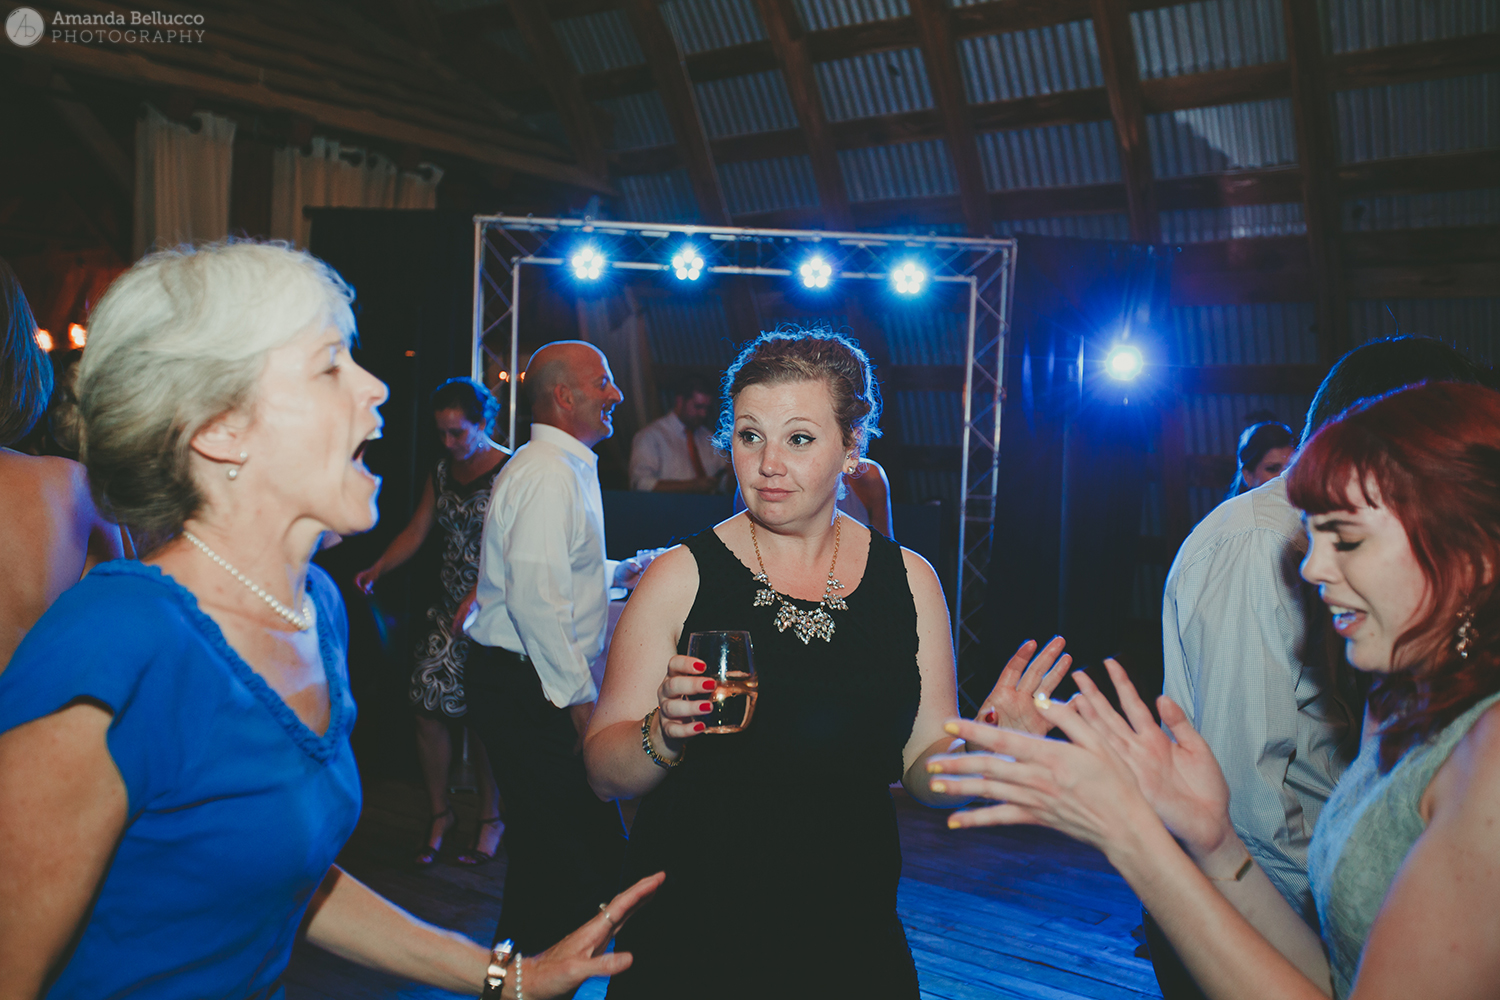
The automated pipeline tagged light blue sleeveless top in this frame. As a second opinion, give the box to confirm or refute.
[1307,690,1500,998]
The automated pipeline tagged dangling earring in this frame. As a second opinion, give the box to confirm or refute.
[227,451,247,481]
[1456,607,1477,660]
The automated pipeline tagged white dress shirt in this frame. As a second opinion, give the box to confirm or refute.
[629,411,727,491]
[470,423,620,709]
[1162,475,1361,920]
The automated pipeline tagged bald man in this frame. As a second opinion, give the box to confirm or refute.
[465,341,648,952]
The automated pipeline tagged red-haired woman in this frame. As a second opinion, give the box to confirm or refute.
[930,380,1500,999]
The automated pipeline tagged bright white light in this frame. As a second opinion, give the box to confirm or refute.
[1106,344,1144,380]
[671,246,704,281]
[799,256,832,289]
[892,261,926,295]
[35,328,54,352]
[571,245,606,281]
[68,323,87,349]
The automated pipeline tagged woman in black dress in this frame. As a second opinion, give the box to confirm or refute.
[584,330,1072,998]
[355,378,507,866]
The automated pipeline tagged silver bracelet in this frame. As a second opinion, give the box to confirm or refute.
[514,952,523,1000]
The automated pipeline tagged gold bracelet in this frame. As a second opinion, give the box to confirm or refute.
[641,707,683,769]
[1206,854,1254,882]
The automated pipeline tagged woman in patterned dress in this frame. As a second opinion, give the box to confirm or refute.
[356,378,508,866]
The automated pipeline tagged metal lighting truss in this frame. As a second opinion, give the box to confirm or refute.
[472,216,1015,696]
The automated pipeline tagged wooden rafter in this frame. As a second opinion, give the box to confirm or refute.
[1090,0,1158,243]
[753,0,852,228]
[505,0,608,179]
[911,0,990,235]
[620,0,730,224]
[1281,0,1348,364]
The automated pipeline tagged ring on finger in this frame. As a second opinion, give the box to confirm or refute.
[598,903,615,924]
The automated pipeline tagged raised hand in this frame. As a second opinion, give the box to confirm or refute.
[927,706,1159,856]
[518,872,665,998]
[976,637,1073,735]
[1071,660,1233,859]
[353,566,379,596]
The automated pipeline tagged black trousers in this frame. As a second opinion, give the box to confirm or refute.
[465,644,627,954]
[1143,907,1210,1000]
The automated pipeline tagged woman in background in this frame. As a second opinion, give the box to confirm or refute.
[356,378,507,866]
[0,257,123,670]
[1227,420,1295,498]
[936,381,1500,999]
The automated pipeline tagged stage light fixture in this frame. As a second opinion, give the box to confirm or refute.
[799,255,833,289]
[570,245,606,281]
[1105,344,1144,381]
[671,246,704,281]
[891,261,926,295]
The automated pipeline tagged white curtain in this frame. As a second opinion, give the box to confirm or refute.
[269,137,444,247]
[133,105,236,258]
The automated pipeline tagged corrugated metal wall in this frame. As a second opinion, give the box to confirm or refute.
[794,0,910,31]
[660,0,766,53]
[1160,202,1305,242]
[552,9,645,74]
[1148,98,1298,177]
[958,20,1103,104]
[695,71,801,138]
[1130,0,1285,78]
[815,48,936,120]
[596,91,676,150]
[1349,297,1500,365]
[1343,188,1500,231]
[1183,392,1313,521]
[1327,0,1499,53]
[619,171,702,223]
[881,308,967,364]
[995,214,1132,239]
[718,155,823,214]
[977,120,1123,190]
[642,297,740,365]
[1170,302,1319,365]
[1334,74,1500,163]
[839,139,960,201]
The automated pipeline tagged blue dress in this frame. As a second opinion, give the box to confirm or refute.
[0,561,361,1000]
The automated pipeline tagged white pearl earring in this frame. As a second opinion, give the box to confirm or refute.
[227,452,248,481]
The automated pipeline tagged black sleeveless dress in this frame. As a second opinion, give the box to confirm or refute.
[608,526,922,999]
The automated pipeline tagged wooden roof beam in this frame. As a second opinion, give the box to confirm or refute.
[1090,0,1159,243]
[506,0,608,179]
[753,0,852,228]
[1282,0,1349,363]
[620,0,730,224]
[912,0,991,235]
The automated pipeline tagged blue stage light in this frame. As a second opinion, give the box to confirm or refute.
[1105,344,1144,380]
[891,261,926,295]
[671,246,704,281]
[798,255,833,289]
[571,245,606,281]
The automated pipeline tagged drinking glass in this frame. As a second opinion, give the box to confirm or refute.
[686,631,758,734]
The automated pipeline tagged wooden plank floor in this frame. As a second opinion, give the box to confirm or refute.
[284,780,1162,1000]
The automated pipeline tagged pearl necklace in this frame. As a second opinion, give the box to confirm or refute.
[181,530,313,631]
[749,513,847,644]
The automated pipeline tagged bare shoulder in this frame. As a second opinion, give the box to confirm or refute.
[630,542,700,610]
[0,451,81,490]
[1425,701,1500,826]
[900,546,941,589]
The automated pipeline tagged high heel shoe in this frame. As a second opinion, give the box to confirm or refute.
[414,806,456,866]
[456,815,503,866]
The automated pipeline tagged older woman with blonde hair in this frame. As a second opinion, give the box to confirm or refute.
[584,328,1073,999]
[0,240,658,999]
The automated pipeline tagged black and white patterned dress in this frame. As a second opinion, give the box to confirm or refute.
[410,456,505,719]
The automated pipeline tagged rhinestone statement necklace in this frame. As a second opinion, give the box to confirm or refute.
[182,530,313,631]
[749,513,847,644]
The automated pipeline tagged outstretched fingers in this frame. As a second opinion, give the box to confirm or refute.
[1070,670,1143,755]
[1157,695,1209,752]
[1100,658,1159,736]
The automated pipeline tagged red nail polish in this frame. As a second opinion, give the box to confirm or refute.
[693,722,705,732]
[702,679,717,691]
[699,703,713,713]
[692,661,706,672]
[983,708,997,724]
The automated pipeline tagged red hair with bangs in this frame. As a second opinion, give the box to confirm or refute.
[1288,381,1500,771]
